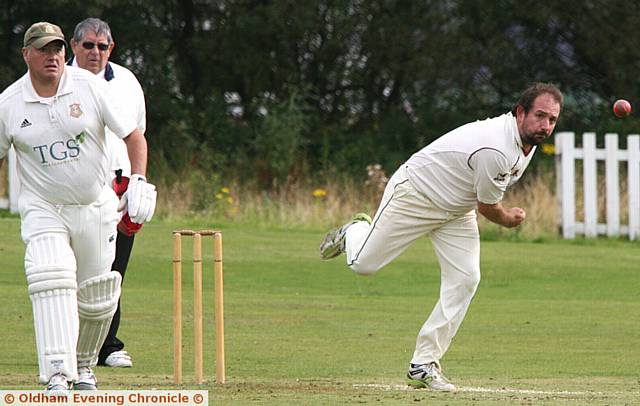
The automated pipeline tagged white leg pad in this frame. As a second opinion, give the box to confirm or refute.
[77,272,122,368]
[25,234,79,384]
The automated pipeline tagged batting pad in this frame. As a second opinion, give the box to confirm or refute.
[25,234,79,384]
[77,272,122,367]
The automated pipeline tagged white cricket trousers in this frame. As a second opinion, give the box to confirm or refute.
[19,185,120,382]
[345,165,480,365]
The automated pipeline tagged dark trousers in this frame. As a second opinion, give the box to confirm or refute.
[97,230,135,365]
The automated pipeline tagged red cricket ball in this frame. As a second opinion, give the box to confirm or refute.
[613,99,632,118]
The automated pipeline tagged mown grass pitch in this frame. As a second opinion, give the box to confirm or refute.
[1,217,638,404]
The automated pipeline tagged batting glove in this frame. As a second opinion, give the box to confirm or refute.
[118,212,144,236]
[117,174,157,224]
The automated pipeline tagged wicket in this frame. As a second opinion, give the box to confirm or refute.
[172,229,225,385]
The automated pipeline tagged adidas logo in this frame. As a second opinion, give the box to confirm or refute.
[20,118,32,128]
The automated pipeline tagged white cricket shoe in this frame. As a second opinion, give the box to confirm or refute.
[407,362,456,391]
[319,213,372,259]
[45,373,70,396]
[104,350,133,368]
[74,367,97,390]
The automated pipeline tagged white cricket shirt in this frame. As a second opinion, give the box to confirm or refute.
[405,113,534,213]
[0,66,137,205]
[71,58,146,177]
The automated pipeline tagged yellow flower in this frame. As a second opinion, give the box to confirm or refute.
[215,193,223,200]
[541,144,555,155]
[221,187,230,194]
[226,196,234,204]
[312,188,327,198]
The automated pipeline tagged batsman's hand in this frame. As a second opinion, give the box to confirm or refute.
[118,213,143,236]
[117,174,157,224]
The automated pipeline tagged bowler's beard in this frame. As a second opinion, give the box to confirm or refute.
[521,130,549,146]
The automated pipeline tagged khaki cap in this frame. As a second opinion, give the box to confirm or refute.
[23,22,67,49]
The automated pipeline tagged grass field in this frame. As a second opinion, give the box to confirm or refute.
[1,216,639,405]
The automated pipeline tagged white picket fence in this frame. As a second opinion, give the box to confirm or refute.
[555,131,640,240]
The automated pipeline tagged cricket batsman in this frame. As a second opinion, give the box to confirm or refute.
[0,22,156,394]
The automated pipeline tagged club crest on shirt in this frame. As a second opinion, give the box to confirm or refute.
[69,103,83,118]
[493,172,508,182]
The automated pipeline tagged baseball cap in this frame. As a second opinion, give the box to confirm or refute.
[23,22,67,49]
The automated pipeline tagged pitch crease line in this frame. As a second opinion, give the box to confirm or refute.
[352,383,603,396]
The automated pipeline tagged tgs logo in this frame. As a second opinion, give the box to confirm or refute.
[33,132,87,164]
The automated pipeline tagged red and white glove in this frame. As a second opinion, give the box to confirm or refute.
[117,174,157,224]
[113,174,143,236]
[118,174,158,224]
[118,212,143,236]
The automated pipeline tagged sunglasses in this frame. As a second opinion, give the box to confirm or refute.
[81,42,110,51]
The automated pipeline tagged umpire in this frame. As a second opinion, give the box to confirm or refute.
[69,17,147,368]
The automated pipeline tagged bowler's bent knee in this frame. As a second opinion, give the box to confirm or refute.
[349,260,382,275]
[461,269,481,292]
[469,273,481,291]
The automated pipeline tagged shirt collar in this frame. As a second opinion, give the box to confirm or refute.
[22,67,74,102]
[67,56,115,81]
